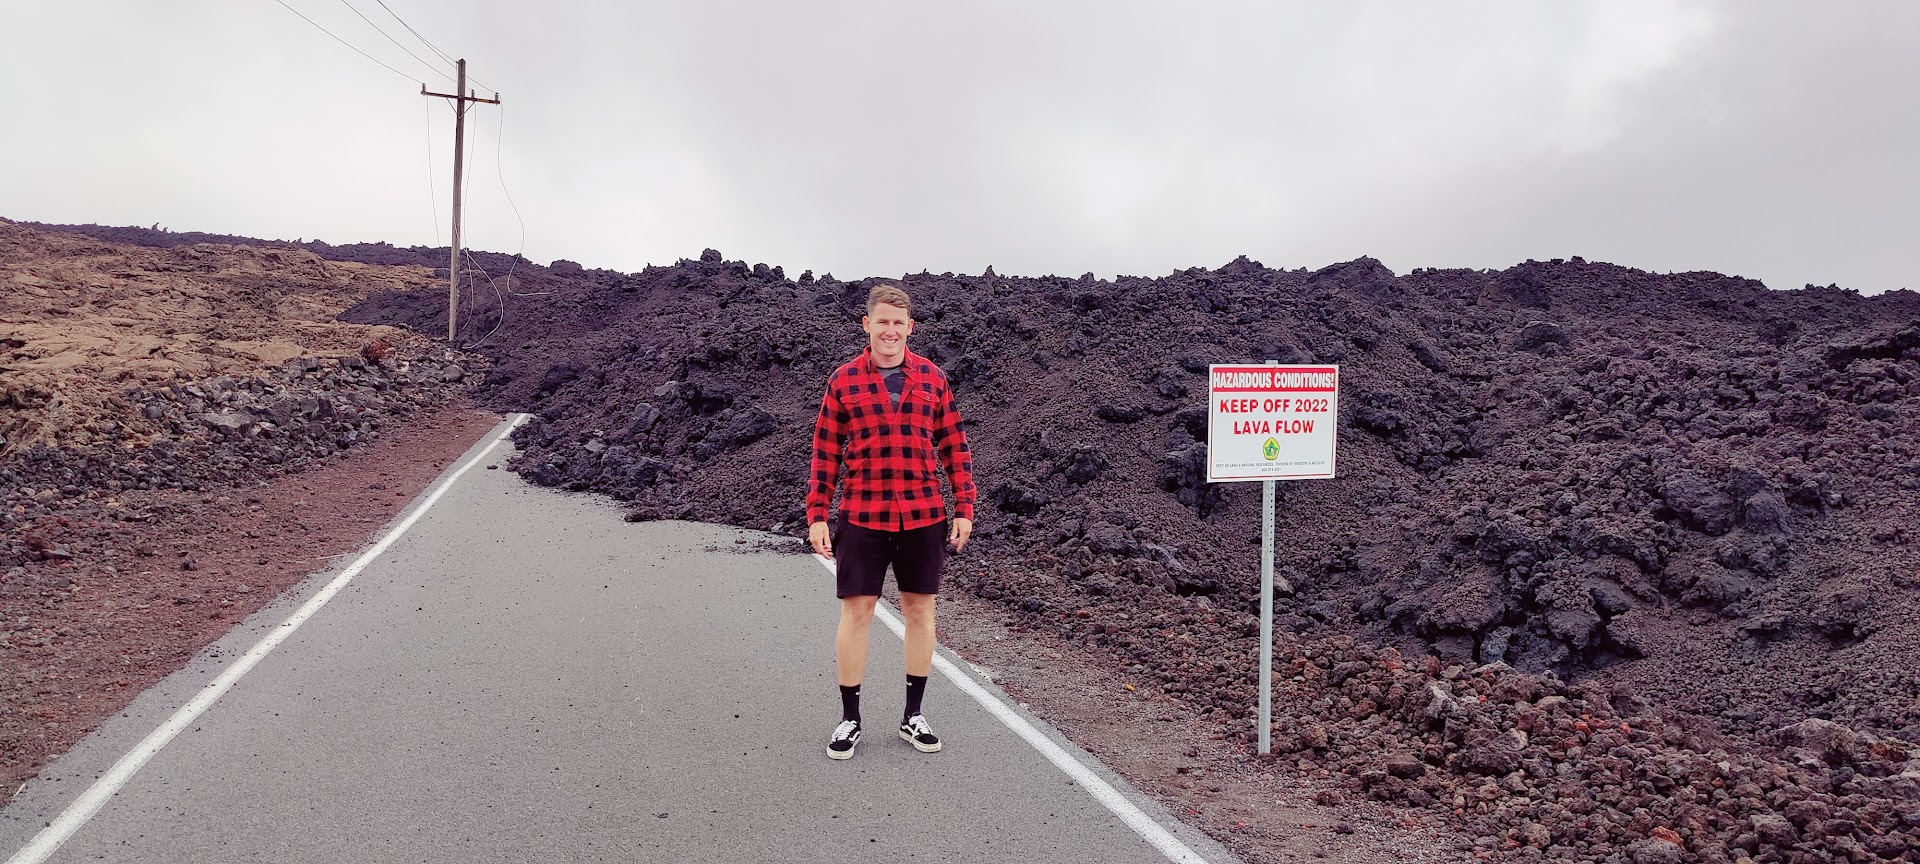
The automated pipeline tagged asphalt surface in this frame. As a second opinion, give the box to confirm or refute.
[1,417,1239,864]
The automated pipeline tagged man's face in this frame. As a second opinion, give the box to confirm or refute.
[862,301,914,365]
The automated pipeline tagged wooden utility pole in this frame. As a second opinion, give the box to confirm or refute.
[422,59,500,343]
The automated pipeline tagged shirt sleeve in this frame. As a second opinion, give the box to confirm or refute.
[806,379,849,525]
[931,376,976,521]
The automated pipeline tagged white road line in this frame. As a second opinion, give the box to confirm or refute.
[813,553,1212,864]
[5,414,531,864]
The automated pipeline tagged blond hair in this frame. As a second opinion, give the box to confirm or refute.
[866,283,912,316]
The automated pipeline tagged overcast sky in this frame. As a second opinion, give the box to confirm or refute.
[2,1,1914,293]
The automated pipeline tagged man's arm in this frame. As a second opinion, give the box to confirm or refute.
[807,381,849,555]
[931,376,975,549]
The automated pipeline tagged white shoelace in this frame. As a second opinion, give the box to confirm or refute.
[832,719,860,740]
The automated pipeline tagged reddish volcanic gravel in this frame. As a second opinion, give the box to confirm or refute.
[1,398,500,796]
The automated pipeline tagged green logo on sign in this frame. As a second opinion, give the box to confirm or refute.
[1262,437,1279,460]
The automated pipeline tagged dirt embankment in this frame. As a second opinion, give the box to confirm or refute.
[0,219,452,455]
[0,220,488,794]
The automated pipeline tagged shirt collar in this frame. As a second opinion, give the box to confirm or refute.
[860,345,917,376]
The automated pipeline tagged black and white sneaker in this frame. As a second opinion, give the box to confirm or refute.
[898,714,942,753]
[827,719,862,760]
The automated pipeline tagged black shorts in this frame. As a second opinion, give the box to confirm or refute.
[833,517,947,598]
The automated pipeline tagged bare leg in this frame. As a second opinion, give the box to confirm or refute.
[899,591,936,678]
[836,595,879,687]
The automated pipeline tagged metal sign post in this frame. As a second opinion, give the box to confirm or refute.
[1204,361,1340,755]
[1259,476,1275,755]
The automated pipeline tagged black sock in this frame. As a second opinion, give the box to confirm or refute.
[904,674,928,721]
[839,684,861,724]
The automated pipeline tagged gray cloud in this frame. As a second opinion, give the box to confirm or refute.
[0,1,1911,293]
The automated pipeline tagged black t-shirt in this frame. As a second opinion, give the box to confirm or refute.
[879,363,905,406]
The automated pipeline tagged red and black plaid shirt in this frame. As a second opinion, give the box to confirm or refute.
[807,347,975,531]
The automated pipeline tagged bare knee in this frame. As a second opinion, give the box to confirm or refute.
[899,592,936,626]
[841,595,878,625]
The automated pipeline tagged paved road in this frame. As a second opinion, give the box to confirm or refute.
[2,417,1238,864]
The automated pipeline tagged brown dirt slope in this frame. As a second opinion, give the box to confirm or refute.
[0,218,440,454]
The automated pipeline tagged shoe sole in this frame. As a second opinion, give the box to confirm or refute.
[899,729,942,753]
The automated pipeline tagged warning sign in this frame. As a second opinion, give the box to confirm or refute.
[1206,364,1340,482]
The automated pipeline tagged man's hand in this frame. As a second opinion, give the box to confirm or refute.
[947,517,973,553]
[809,521,833,559]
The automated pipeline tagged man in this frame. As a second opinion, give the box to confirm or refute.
[807,283,975,760]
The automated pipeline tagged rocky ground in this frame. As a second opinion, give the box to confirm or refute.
[12,220,1920,863]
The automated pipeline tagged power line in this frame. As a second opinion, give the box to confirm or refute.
[271,0,422,84]
[375,0,463,75]
[375,0,455,64]
[454,126,513,347]
[462,248,509,348]
[470,106,539,348]
[336,0,455,85]
[373,0,494,95]
[495,105,536,296]
[423,96,442,245]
